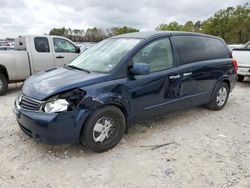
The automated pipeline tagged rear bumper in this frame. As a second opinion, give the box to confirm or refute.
[13,102,90,144]
[237,66,250,76]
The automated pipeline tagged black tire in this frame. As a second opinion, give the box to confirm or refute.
[80,106,126,153]
[0,73,8,96]
[237,75,245,82]
[207,82,229,111]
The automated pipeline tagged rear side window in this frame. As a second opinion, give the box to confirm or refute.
[172,36,211,65]
[172,36,229,65]
[34,37,50,53]
[206,38,229,59]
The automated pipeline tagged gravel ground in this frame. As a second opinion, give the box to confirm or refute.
[0,81,250,188]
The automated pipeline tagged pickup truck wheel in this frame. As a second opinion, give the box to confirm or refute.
[80,106,126,153]
[207,82,229,111]
[0,73,8,95]
[237,75,245,82]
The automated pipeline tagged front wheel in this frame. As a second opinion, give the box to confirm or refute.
[207,82,229,111]
[80,106,126,153]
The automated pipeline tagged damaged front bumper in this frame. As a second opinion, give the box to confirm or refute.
[13,100,91,144]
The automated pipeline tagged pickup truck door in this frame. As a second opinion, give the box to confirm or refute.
[51,37,80,66]
[30,36,55,73]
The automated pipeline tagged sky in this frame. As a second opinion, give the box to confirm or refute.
[0,0,248,38]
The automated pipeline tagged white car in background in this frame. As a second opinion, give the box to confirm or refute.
[0,46,14,51]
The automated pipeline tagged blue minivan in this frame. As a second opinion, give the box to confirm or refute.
[14,32,237,152]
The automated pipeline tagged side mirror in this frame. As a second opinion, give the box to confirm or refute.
[76,46,81,53]
[131,63,150,75]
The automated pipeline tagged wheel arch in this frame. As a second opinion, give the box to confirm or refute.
[78,96,132,141]
[210,77,231,102]
[0,64,9,81]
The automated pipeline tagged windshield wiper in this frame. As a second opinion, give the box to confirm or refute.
[64,65,91,73]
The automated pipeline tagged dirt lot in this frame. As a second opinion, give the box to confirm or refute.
[0,81,250,188]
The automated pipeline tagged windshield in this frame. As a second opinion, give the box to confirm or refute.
[70,38,141,73]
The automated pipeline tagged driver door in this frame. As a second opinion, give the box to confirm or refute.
[123,37,182,121]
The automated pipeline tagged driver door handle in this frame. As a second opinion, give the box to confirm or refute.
[169,75,181,79]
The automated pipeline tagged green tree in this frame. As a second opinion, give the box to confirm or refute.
[194,21,202,32]
[155,4,250,43]
[183,21,194,32]
[201,4,250,43]
[156,21,183,31]
[49,27,66,36]
[113,26,139,35]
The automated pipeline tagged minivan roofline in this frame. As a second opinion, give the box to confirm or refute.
[111,31,222,40]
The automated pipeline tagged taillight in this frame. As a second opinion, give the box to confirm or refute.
[232,59,238,72]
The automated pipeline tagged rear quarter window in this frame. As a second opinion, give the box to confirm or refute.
[172,36,229,65]
[206,38,229,59]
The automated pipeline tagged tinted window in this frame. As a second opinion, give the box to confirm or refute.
[34,37,50,53]
[172,36,211,65]
[206,38,229,59]
[132,38,174,72]
[53,38,76,53]
[173,36,229,65]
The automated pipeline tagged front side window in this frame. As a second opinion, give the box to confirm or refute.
[70,38,141,73]
[34,37,50,53]
[132,38,174,72]
[53,38,77,53]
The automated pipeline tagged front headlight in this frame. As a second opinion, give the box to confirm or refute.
[44,99,69,113]
[42,89,86,113]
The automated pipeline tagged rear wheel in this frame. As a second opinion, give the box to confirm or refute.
[0,73,8,96]
[237,75,245,82]
[80,106,126,153]
[207,82,229,110]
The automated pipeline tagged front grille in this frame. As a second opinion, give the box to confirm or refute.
[19,94,42,111]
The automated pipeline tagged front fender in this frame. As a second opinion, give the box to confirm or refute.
[79,92,133,125]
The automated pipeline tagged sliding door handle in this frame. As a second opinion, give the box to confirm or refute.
[169,75,181,79]
[183,72,192,76]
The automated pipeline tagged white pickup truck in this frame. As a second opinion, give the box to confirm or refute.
[232,41,250,82]
[0,35,81,95]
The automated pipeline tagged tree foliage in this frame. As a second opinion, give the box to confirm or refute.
[201,4,250,43]
[156,4,250,43]
[49,26,139,42]
[49,4,249,44]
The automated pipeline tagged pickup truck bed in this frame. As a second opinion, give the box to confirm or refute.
[0,51,30,81]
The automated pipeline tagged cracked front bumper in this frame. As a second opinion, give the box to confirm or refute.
[13,101,90,144]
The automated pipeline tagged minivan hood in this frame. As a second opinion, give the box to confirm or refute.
[22,67,107,100]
